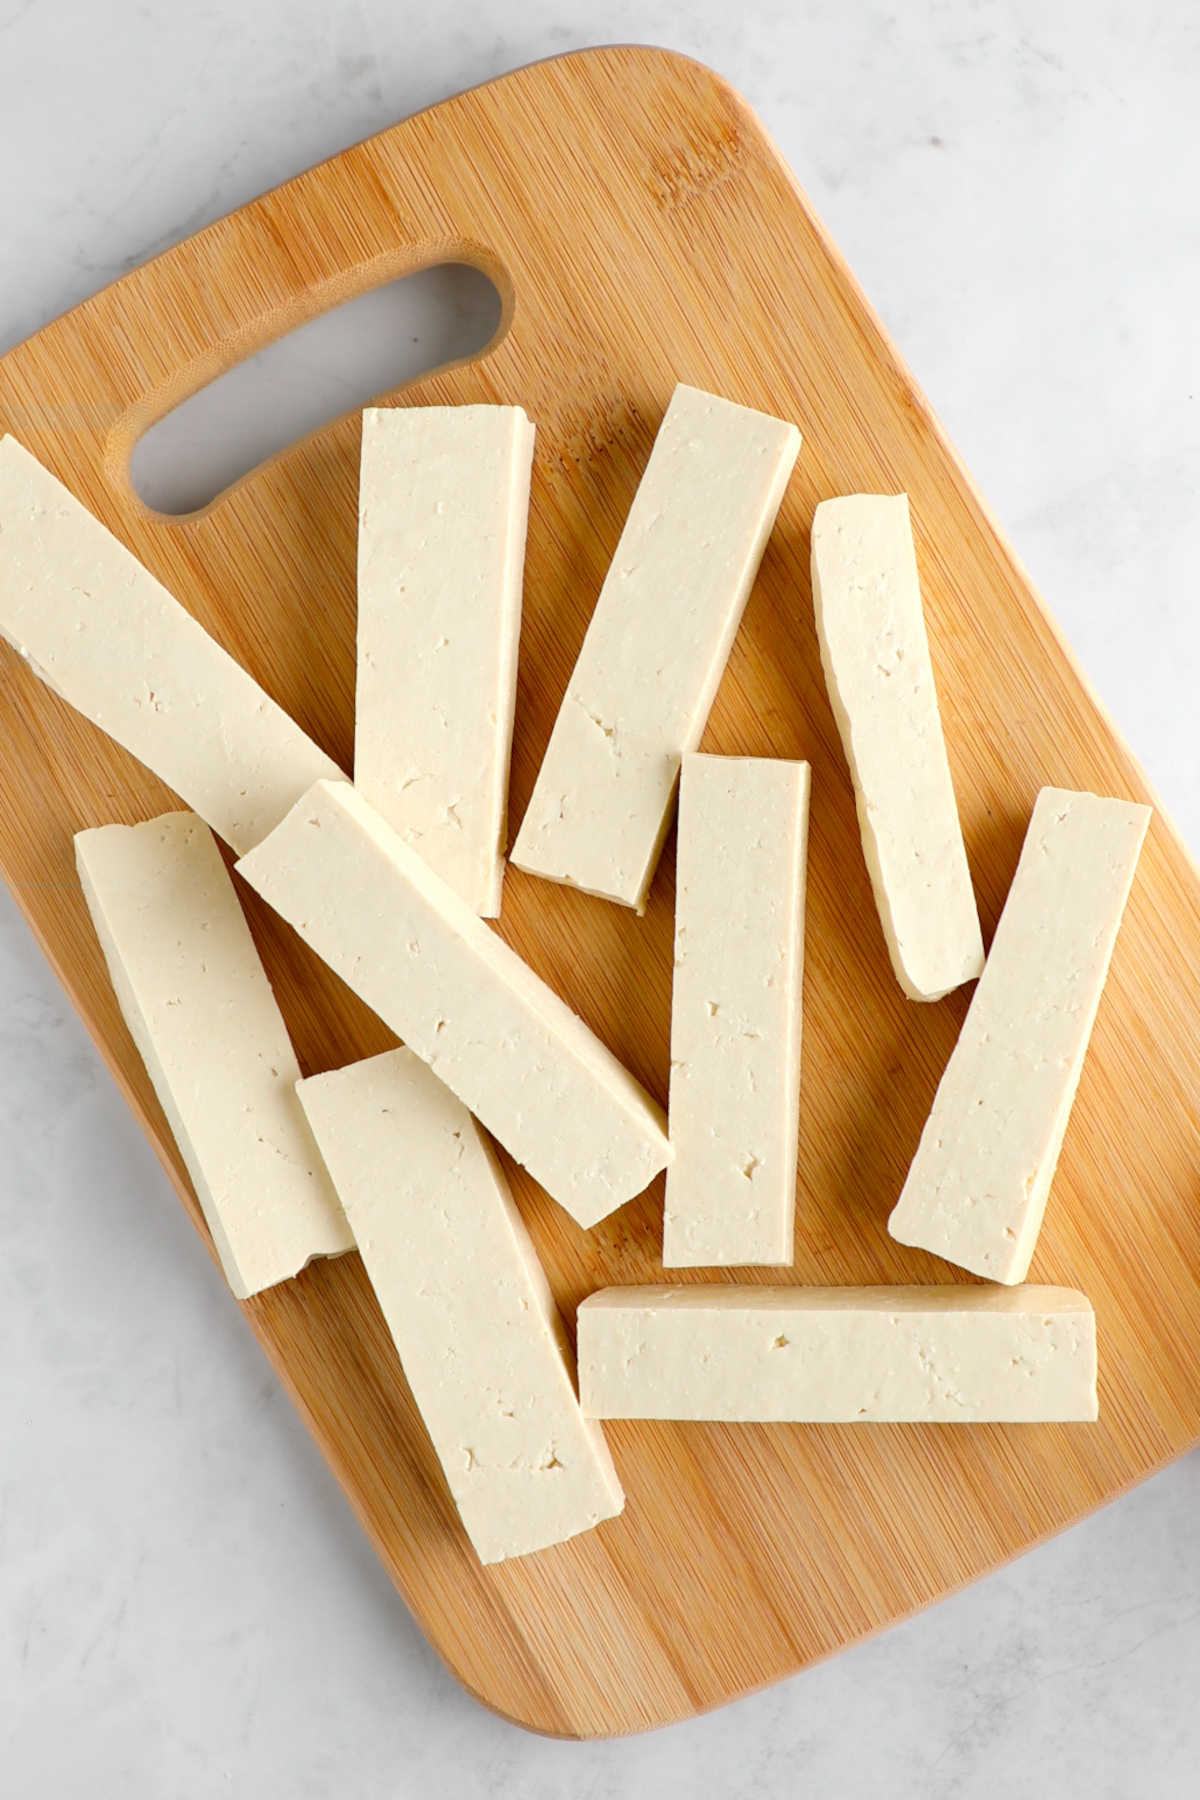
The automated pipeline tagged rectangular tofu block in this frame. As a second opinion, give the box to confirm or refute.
[889,788,1150,1282]
[578,1285,1098,1422]
[810,493,983,1000]
[664,754,809,1266]
[76,813,352,1297]
[511,384,801,911]
[235,780,671,1228]
[355,405,535,916]
[0,436,341,855]
[296,1049,624,1563]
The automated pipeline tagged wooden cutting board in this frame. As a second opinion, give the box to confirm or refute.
[2,45,1198,1738]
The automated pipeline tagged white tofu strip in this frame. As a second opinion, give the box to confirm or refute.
[511,385,801,912]
[663,754,809,1267]
[0,436,341,855]
[235,780,671,1228]
[578,1285,1098,1422]
[76,813,352,1297]
[355,406,535,917]
[810,493,983,1001]
[296,1049,624,1563]
[890,788,1150,1283]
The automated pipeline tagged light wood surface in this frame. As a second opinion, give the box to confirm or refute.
[1,46,1197,1739]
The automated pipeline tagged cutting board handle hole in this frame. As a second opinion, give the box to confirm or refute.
[128,263,503,515]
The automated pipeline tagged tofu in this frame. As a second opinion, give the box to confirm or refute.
[889,788,1150,1283]
[664,754,809,1266]
[578,1285,1098,1422]
[0,436,341,855]
[511,384,801,912]
[76,813,352,1297]
[355,406,535,917]
[296,1049,624,1563]
[810,493,983,1000]
[235,779,671,1228]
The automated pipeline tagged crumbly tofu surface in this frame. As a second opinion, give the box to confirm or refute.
[355,405,534,916]
[889,787,1150,1282]
[236,779,671,1228]
[810,492,983,1000]
[578,1284,1098,1422]
[664,754,809,1266]
[0,435,341,854]
[511,384,801,911]
[297,1048,624,1563]
[76,812,352,1297]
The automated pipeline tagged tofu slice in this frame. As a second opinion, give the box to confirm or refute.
[235,779,671,1228]
[355,405,535,917]
[664,754,809,1266]
[889,787,1150,1283]
[810,493,983,1001]
[76,813,352,1297]
[0,436,341,855]
[578,1285,1098,1422]
[296,1049,624,1563]
[511,384,801,912]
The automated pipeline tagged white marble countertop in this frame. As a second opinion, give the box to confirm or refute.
[2,2,1198,1792]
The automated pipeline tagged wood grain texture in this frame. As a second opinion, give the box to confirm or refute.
[0,46,1198,1738]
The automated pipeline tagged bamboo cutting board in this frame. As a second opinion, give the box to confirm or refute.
[1,46,1198,1739]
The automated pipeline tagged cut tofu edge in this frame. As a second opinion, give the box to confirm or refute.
[888,786,1150,1284]
[0,434,343,856]
[355,405,535,917]
[76,811,352,1298]
[297,1048,623,1562]
[810,491,983,1002]
[578,1284,1098,1423]
[3,390,1139,1521]
[235,778,671,1229]
[664,753,810,1267]
[511,384,801,911]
